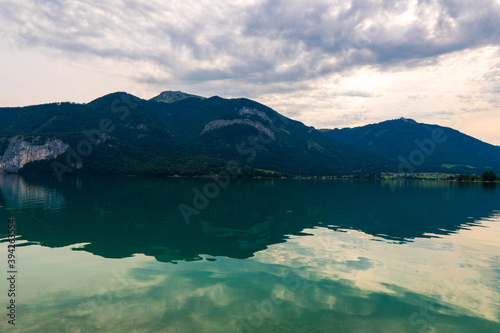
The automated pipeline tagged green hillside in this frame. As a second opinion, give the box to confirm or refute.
[0,92,384,177]
[321,118,500,174]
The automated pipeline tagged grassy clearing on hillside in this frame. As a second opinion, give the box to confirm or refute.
[442,164,476,169]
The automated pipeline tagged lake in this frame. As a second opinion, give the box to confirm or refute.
[0,174,499,332]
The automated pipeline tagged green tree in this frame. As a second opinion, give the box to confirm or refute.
[481,171,497,182]
[455,174,479,181]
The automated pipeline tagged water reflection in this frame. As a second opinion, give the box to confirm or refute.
[0,174,66,210]
[0,175,499,263]
[0,175,499,332]
[2,218,499,332]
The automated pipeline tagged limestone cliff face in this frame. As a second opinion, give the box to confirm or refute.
[0,137,69,172]
[200,119,276,140]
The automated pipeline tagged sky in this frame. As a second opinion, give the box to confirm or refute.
[1,0,500,145]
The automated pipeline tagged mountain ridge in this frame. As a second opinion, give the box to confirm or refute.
[0,91,498,177]
[0,91,385,177]
[320,118,500,173]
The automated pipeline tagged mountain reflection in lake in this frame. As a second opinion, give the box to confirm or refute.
[0,175,499,332]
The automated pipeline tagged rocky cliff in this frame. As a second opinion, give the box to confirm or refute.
[0,137,69,173]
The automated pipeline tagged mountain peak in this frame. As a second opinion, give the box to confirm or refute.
[395,117,417,123]
[150,91,205,103]
[87,91,141,106]
[322,118,500,173]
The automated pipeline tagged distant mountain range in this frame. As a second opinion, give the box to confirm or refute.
[0,91,498,177]
[320,118,500,174]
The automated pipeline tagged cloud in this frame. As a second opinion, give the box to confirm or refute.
[2,0,500,85]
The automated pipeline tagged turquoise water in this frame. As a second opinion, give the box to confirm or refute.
[0,175,499,332]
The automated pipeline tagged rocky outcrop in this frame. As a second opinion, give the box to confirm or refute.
[0,137,69,173]
[200,119,276,140]
[237,107,273,123]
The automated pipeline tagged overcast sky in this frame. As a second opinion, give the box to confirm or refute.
[1,0,500,144]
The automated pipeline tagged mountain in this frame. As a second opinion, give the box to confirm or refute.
[0,91,383,178]
[150,90,205,103]
[320,118,500,173]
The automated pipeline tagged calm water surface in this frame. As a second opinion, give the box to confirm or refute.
[0,175,499,332]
